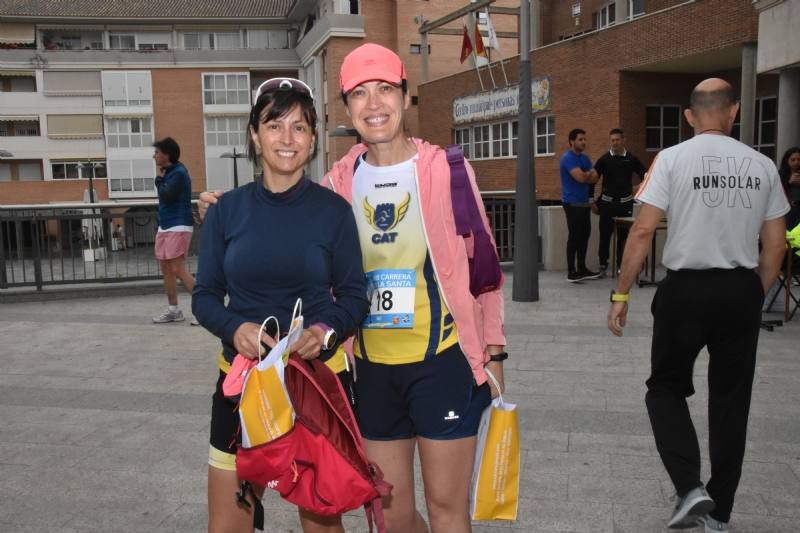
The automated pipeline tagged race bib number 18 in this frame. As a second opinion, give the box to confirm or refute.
[363,269,416,329]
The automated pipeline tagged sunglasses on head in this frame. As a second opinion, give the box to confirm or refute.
[255,77,314,100]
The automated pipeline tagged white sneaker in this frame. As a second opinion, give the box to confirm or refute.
[699,515,729,533]
[667,486,715,529]
[190,317,200,326]
[152,308,185,323]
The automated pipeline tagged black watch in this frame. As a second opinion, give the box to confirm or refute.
[489,351,509,362]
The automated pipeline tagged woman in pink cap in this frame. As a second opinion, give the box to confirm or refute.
[201,43,507,533]
[326,43,506,533]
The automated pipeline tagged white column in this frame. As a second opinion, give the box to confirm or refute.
[739,43,757,147]
[777,67,800,161]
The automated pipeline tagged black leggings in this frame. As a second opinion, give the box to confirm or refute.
[563,204,591,273]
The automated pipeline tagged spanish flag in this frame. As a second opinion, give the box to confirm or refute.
[474,20,487,57]
[460,23,473,63]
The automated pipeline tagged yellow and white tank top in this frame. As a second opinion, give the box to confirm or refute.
[352,154,458,364]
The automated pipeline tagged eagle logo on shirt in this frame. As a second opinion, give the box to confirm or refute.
[363,193,410,244]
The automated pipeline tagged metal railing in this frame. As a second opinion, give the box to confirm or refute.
[0,200,199,290]
[1,194,520,290]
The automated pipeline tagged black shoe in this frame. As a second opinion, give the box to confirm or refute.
[567,271,583,282]
[598,263,609,278]
[578,268,602,280]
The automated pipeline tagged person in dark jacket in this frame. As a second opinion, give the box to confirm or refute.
[152,137,196,324]
[779,146,800,229]
[193,78,368,533]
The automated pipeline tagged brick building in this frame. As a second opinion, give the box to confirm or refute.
[418,0,797,201]
[0,0,521,207]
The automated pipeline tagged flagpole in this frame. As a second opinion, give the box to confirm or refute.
[485,48,497,89]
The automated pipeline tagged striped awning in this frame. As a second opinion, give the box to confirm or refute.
[0,23,35,44]
[0,71,35,77]
[0,115,39,122]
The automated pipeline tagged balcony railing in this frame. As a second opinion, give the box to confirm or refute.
[1,194,522,291]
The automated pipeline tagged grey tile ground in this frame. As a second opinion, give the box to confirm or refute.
[0,270,797,532]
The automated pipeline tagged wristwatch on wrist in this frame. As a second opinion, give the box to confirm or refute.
[488,351,509,362]
[610,290,630,303]
[313,322,337,350]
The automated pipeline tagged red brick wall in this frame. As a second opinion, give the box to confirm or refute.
[0,179,110,205]
[418,0,761,201]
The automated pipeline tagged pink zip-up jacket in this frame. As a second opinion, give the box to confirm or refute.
[324,138,506,385]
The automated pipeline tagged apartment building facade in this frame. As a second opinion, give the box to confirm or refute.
[0,0,521,207]
[418,0,796,200]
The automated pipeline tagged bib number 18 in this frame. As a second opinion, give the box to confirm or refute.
[372,290,394,312]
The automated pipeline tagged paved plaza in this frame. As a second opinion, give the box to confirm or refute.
[0,271,798,532]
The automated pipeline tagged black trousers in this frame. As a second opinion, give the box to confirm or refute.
[645,268,763,523]
[563,204,591,273]
[597,199,633,267]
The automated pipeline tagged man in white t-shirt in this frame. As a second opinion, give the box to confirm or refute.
[607,79,789,533]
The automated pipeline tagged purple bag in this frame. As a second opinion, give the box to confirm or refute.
[445,145,503,297]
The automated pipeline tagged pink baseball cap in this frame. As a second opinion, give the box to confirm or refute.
[340,43,407,94]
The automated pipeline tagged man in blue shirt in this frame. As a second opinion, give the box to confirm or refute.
[560,128,600,282]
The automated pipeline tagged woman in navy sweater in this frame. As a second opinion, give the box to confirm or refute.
[192,78,368,533]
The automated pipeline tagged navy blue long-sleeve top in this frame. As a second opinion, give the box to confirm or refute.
[154,162,193,229]
[192,177,369,363]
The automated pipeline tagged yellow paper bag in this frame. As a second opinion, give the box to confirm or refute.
[239,361,295,447]
[239,301,305,448]
[470,370,520,521]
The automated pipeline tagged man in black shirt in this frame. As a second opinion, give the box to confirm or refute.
[593,128,647,274]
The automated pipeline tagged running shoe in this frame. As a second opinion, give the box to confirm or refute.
[667,486,715,529]
[699,515,729,533]
[152,308,185,323]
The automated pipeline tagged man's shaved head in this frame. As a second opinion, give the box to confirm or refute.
[689,78,737,115]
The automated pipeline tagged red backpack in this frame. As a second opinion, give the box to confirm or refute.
[235,353,392,532]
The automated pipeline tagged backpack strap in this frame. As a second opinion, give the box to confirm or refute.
[237,481,264,530]
[445,144,488,238]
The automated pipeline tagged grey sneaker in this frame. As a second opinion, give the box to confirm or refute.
[152,308,185,323]
[699,515,729,533]
[190,317,200,326]
[667,486,715,529]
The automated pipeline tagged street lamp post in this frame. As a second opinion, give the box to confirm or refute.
[220,147,247,189]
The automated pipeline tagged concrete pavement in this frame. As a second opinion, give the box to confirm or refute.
[0,271,798,532]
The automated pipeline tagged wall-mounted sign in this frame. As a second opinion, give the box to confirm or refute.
[452,77,551,124]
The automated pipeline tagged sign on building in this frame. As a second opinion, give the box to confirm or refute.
[452,77,551,125]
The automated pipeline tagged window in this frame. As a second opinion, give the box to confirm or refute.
[43,71,101,95]
[106,118,152,148]
[213,32,241,50]
[203,73,250,105]
[101,71,152,106]
[535,115,556,155]
[108,159,155,193]
[646,105,681,150]
[754,96,777,160]
[205,116,248,146]
[0,76,36,92]
[109,34,136,50]
[629,0,645,18]
[492,122,510,158]
[455,128,471,159]
[51,160,107,180]
[595,3,616,29]
[183,32,241,50]
[0,120,40,136]
[410,44,431,55]
[473,125,491,159]
[0,161,42,181]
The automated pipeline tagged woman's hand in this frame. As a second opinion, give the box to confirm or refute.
[289,325,326,360]
[233,322,277,360]
[198,190,225,221]
[790,172,800,186]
